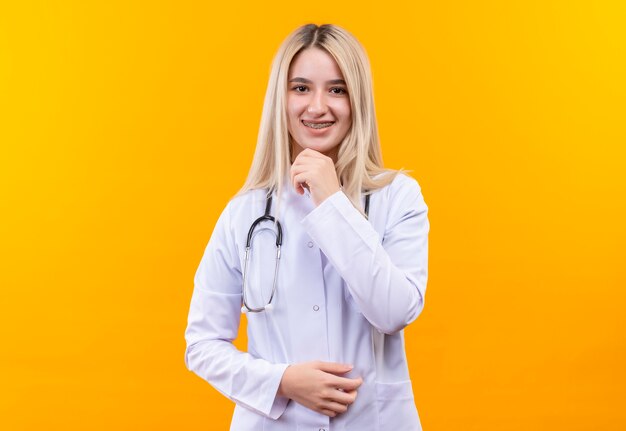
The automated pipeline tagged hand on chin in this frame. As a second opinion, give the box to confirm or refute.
[289,148,341,206]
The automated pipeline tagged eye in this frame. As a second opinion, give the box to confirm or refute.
[330,87,347,95]
[292,85,308,93]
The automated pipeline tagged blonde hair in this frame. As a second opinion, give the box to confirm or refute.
[237,23,400,213]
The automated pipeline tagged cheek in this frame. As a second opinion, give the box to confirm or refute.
[287,96,305,113]
[339,103,352,134]
[337,100,351,120]
[286,102,297,124]
[287,112,299,134]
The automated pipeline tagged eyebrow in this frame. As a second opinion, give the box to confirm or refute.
[288,77,346,85]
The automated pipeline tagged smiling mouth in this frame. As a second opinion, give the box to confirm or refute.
[302,120,334,129]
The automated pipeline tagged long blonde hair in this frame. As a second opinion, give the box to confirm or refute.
[238,23,400,213]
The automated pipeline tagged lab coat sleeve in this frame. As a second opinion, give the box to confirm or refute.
[301,174,429,334]
[185,202,290,419]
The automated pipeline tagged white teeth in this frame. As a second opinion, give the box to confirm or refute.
[303,121,334,129]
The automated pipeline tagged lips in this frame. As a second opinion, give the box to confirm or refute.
[302,120,334,129]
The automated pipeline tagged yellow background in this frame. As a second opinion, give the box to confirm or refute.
[1,1,625,429]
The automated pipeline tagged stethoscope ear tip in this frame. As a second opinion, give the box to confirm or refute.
[264,303,274,312]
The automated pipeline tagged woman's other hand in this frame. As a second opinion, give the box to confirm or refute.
[277,360,362,417]
[290,149,341,206]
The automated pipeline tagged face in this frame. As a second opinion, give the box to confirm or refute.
[286,47,351,162]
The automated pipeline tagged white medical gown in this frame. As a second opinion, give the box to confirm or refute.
[185,173,429,430]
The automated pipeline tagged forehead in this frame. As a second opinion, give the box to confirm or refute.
[288,47,344,79]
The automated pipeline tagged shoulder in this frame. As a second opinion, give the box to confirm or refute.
[379,172,428,219]
[217,188,276,233]
[225,188,267,214]
[379,172,424,201]
[391,172,422,190]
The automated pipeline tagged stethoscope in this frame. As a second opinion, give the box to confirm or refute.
[241,188,370,313]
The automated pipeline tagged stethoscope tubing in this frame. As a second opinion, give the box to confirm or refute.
[241,189,369,313]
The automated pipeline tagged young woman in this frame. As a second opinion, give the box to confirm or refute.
[185,24,430,430]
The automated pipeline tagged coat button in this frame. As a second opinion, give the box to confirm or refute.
[313,305,320,311]
[307,241,314,248]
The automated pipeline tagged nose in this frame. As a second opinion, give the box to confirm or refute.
[306,91,328,116]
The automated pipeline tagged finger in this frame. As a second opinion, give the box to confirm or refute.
[289,165,303,187]
[293,149,328,164]
[289,163,309,177]
[345,388,358,398]
[333,375,363,391]
[290,173,303,195]
[344,388,358,403]
[289,170,303,194]
[291,157,322,174]
[328,388,357,405]
[297,148,322,157]
[291,165,323,185]
[315,361,354,374]
[323,400,349,415]
[292,173,309,194]
[320,408,338,418]
[301,148,330,159]
[294,153,329,166]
